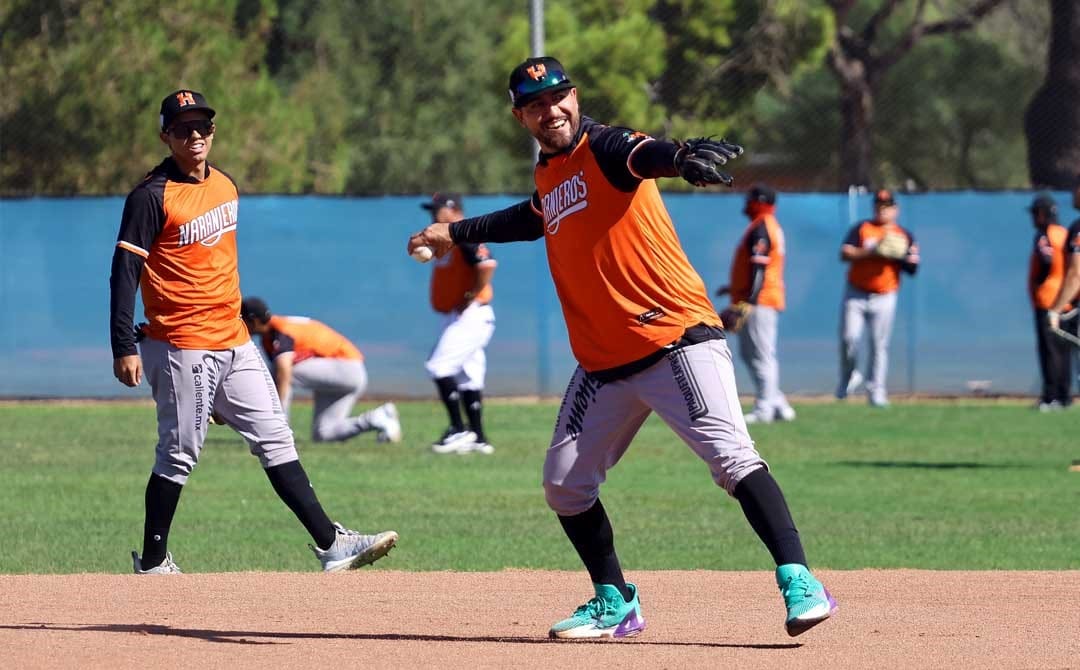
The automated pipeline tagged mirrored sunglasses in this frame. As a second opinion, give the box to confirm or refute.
[167,120,215,140]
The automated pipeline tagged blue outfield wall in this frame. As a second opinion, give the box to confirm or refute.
[0,191,1074,398]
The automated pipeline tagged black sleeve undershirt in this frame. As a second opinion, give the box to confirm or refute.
[628,139,681,180]
[449,199,544,243]
[109,184,164,358]
[109,251,145,358]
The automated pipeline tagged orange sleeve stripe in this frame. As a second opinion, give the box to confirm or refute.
[625,138,655,180]
[117,240,149,258]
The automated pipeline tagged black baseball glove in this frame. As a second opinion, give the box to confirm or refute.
[674,137,743,187]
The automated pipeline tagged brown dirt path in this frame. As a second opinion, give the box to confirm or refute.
[2,570,1077,669]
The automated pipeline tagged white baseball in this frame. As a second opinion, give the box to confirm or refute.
[411,245,434,263]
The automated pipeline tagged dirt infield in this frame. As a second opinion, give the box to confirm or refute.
[2,570,1077,669]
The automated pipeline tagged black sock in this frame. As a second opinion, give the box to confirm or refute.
[265,460,336,550]
[734,468,807,567]
[557,499,631,602]
[434,377,465,432]
[461,390,487,442]
[141,474,183,568]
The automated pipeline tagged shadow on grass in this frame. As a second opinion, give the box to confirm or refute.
[834,460,1026,470]
[1,623,801,650]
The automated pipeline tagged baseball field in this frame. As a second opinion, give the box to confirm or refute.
[1,399,1078,667]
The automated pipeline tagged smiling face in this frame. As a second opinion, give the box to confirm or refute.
[512,87,580,154]
[160,109,214,167]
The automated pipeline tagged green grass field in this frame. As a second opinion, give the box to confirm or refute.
[1,400,1077,574]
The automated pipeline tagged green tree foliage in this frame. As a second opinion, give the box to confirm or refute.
[0,0,1051,195]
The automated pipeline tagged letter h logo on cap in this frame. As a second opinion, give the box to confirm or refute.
[176,91,196,107]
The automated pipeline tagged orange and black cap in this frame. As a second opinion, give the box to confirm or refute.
[420,192,464,212]
[873,189,896,207]
[160,89,216,132]
[1028,192,1057,215]
[508,57,574,108]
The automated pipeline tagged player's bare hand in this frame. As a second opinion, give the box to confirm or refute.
[408,223,454,259]
[114,355,142,387]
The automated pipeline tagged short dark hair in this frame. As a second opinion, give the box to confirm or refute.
[240,296,271,323]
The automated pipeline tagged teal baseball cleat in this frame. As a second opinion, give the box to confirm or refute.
[549,583,646,639]
[776,563,837,636]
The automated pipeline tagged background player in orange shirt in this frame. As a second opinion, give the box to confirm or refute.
[837,189,919,407]
[240,297,401,443]
[409,56,834,641]
[1028,193,1075,410]
[420,193,498,455]
[717,183,796,424]
[110,90,397,574]
[1046,181,1080,357]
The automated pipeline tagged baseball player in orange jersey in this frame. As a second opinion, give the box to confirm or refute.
[421,193,497,455]
[110,90,397,574]
[239,297,402,443]
[717,183,796,424]
[837,189,919,407]
[409,57,835,639]
[1028,193,1075,410]
[1046,181,1080,369]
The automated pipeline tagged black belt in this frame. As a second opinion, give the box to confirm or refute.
[588,323,725,383]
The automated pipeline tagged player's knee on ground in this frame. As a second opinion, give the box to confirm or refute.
[311,418,343,443]
[543,480,598,517]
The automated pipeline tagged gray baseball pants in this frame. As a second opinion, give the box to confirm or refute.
[140,337,297,485]
[290,358,381,442]
[544,338,768,516]
[839,285,898,400]
[736,306,793,418]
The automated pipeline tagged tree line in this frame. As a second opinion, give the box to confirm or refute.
[1,0,1073,196]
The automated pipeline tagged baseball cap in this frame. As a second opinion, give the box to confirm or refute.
[746,183,777,205]
[1028,192,1057,213]
[240,296,271,322]
[160,89,216,131]
[508,57,574,108]
[420,192,464,211]
[873,189,896,207]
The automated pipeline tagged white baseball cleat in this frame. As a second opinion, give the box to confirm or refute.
[373,402,402,443]
[836,370,864,399]
[432,429,477,454]
[310,523,398,572]
[132,551,182,574]
[775,406,797,422]
[456,440,495,455]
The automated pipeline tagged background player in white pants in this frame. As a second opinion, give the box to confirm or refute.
[837,189,919,407]
[110,89,397,575]
[240,296,401,443]
[421,193,497,455]
[717,183,795,424]
[409,56,834,640]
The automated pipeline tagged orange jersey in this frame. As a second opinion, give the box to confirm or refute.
[115,158,248,350]
[1029,223,1073,310]
[532,118,720,373]
[429,243,496,313]
[842,220,918,294]
[261,315,363,364]
[730,212,786,310]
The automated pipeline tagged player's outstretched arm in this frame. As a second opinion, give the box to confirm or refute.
[407,199,543,260]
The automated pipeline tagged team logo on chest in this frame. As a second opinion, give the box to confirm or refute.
[541,171,589,235]
[178,198,239,247]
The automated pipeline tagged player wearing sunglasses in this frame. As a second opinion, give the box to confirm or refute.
[109,89,398,575]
